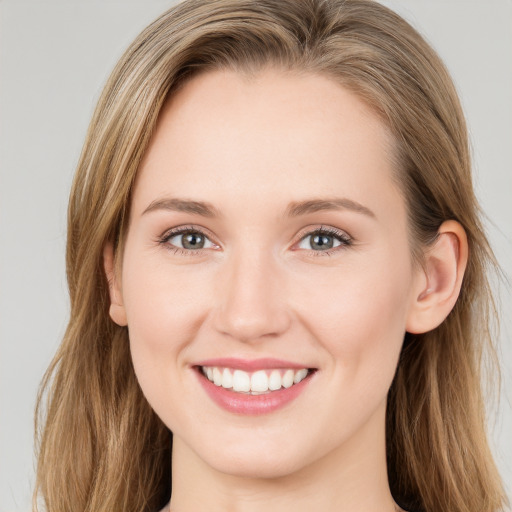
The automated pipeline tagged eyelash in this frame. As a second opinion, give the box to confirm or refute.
[157,225,353,257]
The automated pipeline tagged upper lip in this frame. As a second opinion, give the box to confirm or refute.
[194,357,314,372]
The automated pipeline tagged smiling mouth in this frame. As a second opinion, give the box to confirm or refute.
[197,366,315,395]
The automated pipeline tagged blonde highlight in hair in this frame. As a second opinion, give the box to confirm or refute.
[34,1,507,511]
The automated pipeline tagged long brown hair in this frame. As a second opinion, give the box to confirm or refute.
[34,1,507,511]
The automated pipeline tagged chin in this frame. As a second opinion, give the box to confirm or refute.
[192,433,318,480]
[212,453,305,480]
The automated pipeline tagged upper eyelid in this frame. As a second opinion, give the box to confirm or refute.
[295,225,352,241]
[160,224,217,242]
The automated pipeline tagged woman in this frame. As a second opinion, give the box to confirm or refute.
[34,1,508,511]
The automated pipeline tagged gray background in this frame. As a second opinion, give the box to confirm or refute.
[1,1,510,511]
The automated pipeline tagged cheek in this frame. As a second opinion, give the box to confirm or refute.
[285,253,414,443]
[293,251,413,377]
[119,247,211,383]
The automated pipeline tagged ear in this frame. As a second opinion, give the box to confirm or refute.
[103,242,127,327]
[406,220,468,334]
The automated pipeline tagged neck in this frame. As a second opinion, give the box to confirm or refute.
[168,401,398,512]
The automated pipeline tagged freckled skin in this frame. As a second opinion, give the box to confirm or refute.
[113,69,422,511]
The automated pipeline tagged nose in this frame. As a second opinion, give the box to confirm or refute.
[212,247,291,343]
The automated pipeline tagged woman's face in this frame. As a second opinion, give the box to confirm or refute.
[112,69,423,478]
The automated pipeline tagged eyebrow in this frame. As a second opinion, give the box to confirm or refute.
[143,198,221,218]
[285,198,375,218]
[142,197,375,219]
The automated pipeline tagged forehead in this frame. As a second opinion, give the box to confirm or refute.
[132,68,402,223]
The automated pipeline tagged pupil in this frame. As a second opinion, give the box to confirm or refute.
[312,234,333,250]
[183,233,204,249]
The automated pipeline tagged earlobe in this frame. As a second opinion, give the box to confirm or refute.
[406,220,468,334]
[103,242,128,327]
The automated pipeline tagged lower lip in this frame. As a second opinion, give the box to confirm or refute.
[196,369,314,415]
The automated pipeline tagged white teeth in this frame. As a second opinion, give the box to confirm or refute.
[282,369,294,388]
[221,368,233,389]
[251,370,269,392]
[294,368,308,384]
[232,370,251,392]
[268,370,282,391]
[201,366,311,394]
[213,367,222,386]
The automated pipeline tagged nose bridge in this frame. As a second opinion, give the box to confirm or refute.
[213,243,291,343]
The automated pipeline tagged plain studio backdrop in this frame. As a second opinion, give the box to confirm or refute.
[0,1,510,511]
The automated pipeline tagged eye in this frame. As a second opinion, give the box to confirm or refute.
[296,226,352,255]
[159,226,218,254]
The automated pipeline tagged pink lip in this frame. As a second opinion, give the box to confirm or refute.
[194,366,315,416]
[194,357,310,372]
